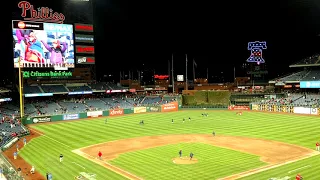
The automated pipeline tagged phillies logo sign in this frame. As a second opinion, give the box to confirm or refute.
[109,109,124,116]
[18,1,65,23]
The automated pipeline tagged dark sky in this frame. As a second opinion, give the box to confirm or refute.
[7,0,320,82]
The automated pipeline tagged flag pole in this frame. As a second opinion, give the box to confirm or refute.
[172,54,174,93]
[186,54,188,90]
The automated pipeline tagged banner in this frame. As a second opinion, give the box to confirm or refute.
[311,108,318,115]
[251,104,259,110]
[134,107,146,113]
[109,109,124,116]
[228,105,250,110]
[293,107,311,114]
[87,111,102,117]
[63,114,79,120]
[161,102,178,112]
[149,107,160,112]
[32,116,51,123]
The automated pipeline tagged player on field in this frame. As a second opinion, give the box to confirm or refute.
[212,131,215,137]
[183,118,185,123]
[172,119,174,123]
[189,152,194,160]
[98,151,102,160]
[179,150,182,158]
[316,142,319,151]
[189,117,191,121]
[59,154,64,162]
[296,174,303,180]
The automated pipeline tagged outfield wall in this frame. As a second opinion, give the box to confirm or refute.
[22,102,179,125]
[250,103,320,115]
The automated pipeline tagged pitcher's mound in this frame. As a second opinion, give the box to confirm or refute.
[172,157,198,164]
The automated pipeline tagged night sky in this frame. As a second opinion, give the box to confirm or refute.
[7,0,320,83]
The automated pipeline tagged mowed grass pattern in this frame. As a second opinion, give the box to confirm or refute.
[110,143,265,179]
[17,110,320,179]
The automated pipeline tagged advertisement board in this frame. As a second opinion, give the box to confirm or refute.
[32,116,51,123]
[148,107,160,112]
[25,93,53,97]
[161,102,178,112]
[76,56,95,64]
[228,105,250,110]
[177,75,184,81]
[87,111,102,117]
[109,109,124,116]
[68,91,92,95]
[75,34,94,43]
[12,20,74,68]
[311,108,318,115]
[63,114,79,120]
[251,104,259,111]
[134,107,147,113]
[293,107,317,115]
[74,24,94,32]
[75,45,94,54]
[300,81,320,88]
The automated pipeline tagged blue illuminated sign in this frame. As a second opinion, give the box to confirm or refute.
[25,93,53,97]
[300,81,320,88]
[68,91,92,95]
[247,41,267,64]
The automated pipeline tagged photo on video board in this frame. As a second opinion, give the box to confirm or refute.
[12,21,74,68]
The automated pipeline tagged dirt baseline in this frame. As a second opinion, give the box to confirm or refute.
[74,134,318,180]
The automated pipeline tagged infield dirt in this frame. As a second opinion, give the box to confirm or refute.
[74,134,319,180]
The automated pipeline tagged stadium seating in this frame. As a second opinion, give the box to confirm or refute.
[257,93,320,106]
[24,85,42,94]
[58,101,88,113]
[291,54,320,65]
[106,82,124,90]
[89,82,108,90]
[300,70,320,81]
[41,85,68,93]
[67,86,92,92]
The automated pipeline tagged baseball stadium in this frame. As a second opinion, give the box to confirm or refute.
[1,54,320,180]
[5,0,320,180]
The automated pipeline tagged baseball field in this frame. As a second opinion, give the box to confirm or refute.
[8,110,320,179]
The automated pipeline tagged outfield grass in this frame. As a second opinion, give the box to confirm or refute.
[110,143,266,180]
[18,110,320,179]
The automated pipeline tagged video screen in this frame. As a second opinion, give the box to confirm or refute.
[12,20,74,68]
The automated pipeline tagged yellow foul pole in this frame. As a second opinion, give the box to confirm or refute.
[18,59,24,118]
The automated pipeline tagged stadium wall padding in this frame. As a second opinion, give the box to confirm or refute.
[23,102,180,125]
[103,110,109,116]
[79,113,88,119]
[124,108,134,114]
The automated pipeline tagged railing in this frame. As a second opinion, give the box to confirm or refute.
[0,152,23,180]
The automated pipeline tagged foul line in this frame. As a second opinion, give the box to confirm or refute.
[288,165,311,174]
[73,150,143,180]
[32,129,72,148]
[72,162,86,169]
[219,151,320,180]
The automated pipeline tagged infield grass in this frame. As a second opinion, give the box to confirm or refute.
[18,110,320,179]
[110,143,266,180]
